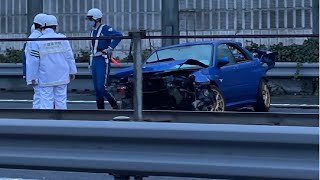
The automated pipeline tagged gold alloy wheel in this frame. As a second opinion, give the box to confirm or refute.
[262,83,271,108]
[210,88,225,112]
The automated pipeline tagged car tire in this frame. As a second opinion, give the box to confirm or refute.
[210,85,226,112]
[253,79,271,112]
[194,85,225,112]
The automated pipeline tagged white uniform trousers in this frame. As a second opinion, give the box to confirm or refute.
[32,85,40,109]
[39,85,68,109]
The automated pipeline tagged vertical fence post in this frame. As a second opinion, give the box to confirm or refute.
[27,0,43,35]
[129,31,146,121]
[312,0,319,35]
[161,0,180,46]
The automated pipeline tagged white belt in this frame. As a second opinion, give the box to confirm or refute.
[91,52,110,63]
[92,52,103,57]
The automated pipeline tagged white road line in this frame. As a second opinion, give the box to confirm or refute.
[0,99,318,108]
[270,104,319,108]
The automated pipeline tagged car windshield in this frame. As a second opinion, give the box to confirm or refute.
[145,44,213,67]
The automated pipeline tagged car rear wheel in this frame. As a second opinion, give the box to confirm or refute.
[253,79,270,112]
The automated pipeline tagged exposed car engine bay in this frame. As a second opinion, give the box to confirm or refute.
[117,68,219,111]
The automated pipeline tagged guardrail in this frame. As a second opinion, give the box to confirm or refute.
[0,118,317,180]
[0,62,318,78]
[0,63,131,77]
[0,109,317,127]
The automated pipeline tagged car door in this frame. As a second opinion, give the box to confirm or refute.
[226,43,260,101]
[214,44,241,103]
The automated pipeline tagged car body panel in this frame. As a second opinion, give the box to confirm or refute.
[113,40,276,110]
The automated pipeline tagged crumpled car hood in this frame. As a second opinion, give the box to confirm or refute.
[113,59,208,79]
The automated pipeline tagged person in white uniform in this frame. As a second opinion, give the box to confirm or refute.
[25,13,47,109]
[28,15,77,109]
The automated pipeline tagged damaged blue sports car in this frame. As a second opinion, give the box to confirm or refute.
[112,40,277,112]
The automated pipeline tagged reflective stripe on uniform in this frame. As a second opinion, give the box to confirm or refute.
[89,25,105,66]
[30,50,40,58]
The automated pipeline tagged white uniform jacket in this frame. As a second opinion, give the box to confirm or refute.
[28,28,77,87]
[25,29,42,85]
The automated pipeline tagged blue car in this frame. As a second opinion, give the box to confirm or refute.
[113,40,277,112]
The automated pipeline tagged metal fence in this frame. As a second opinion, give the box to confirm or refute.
[0,0,316,57]
[0,0,314,34]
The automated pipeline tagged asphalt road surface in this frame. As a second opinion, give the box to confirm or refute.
[0,91,318,180]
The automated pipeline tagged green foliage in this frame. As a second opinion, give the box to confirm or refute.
[76,49,90,63]
[0,48,23,63]
[1,39,318,64]
[0,54,8,63]
[245,38,319,63]
[7,49,23,63]
[117,49,152,63]
[75,49,152,63]
[142,49,152,60]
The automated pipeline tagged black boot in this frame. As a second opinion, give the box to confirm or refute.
[96,99,105,109]
[108,97,119,109]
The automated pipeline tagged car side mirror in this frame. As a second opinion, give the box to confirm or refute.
[217,57,229,67]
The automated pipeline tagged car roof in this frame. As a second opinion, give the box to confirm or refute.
[157,40,240,50]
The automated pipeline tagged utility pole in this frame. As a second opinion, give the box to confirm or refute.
[27,0,43,35]
[161,0,180,46]
[312,0,319,35]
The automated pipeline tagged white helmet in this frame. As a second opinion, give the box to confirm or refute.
[33,13,47,27]
[30,24,35,32]
[87,8,103,20]
[44,15,58,27]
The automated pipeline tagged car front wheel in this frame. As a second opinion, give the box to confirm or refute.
[210,85,225,111]
[253,79,271,112]
[194,85,225,112]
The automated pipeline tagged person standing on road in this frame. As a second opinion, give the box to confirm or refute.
[86,8,123,110]
[29,15,77,109]
[24,13,47,109]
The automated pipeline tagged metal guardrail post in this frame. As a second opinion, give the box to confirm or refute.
[129,31,146,121]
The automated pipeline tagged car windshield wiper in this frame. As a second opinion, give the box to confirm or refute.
[146,58,175,64]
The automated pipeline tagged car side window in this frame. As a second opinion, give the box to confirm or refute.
[228,45,251,63]
[216,44,236,66]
